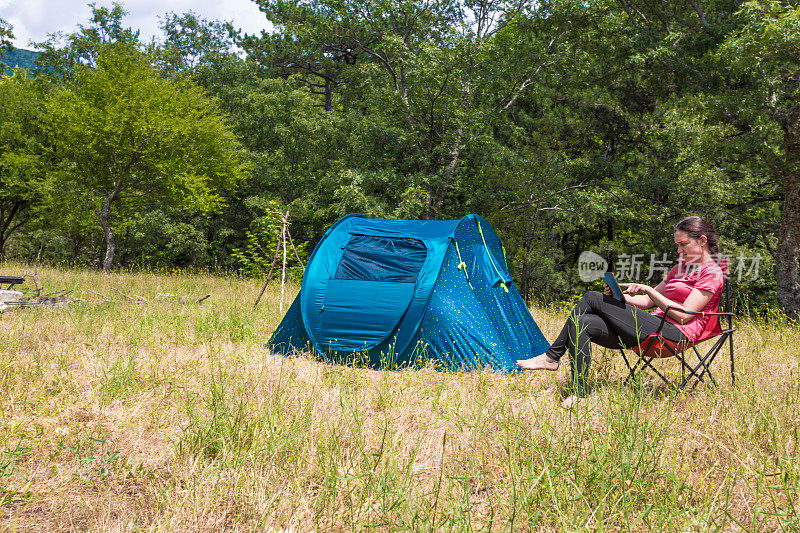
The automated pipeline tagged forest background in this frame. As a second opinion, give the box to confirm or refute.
[0,0,797,317]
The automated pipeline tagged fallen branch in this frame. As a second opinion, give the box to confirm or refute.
[111,287,135,301]
[87,289,110,301]
[151,292,212,304]
[1,282,211,312]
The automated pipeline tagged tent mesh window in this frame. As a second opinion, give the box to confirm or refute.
[334,234,427,282]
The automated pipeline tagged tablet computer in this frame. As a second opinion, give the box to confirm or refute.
[602,272,624,301]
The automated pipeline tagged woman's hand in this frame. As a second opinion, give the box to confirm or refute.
[619,282,653,296]
[602,283,612,296]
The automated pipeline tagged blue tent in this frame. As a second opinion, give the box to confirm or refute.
[268,214,550,371]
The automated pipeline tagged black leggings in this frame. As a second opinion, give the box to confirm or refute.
[546,291,686,394]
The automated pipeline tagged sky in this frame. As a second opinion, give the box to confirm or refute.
[1,0,273,49]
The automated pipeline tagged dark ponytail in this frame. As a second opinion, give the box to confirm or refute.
[675,216,722,263]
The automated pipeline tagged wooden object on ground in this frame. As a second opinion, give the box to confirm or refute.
[0,276,24,289]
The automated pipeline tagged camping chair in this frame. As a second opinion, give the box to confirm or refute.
[619,271,735,391]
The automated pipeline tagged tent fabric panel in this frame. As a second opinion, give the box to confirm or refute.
[408,244,511,370]
[386,237,450,356]
[470,243,510,287]
[343,217,461,240]
[267,292,313,355]
[453,215,550,360]
[317,279,415,351]
[506,284,551,355]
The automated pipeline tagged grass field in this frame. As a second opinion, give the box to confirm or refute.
[0,264,797,531]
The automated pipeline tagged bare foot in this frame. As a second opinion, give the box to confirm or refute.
[516,354,559,371]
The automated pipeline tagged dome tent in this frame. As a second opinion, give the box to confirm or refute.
[267,214,550,371]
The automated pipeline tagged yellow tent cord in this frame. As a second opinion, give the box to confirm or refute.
[477,221,508,293]
[454,240,474,289]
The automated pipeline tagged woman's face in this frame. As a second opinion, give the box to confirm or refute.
[674,230,708,263]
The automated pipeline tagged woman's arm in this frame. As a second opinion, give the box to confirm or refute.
[603,282,664,309]
[630,281,664,310]
[605,281,664,309]
[620,283,713,324]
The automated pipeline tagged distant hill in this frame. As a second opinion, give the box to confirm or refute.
[2,48,40,74]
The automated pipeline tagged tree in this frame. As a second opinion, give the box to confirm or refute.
[45,42,247,270]
[237,0,361,112]
[240,0,571,219]
[0,70,48,258]
[0,18,13,61]
[714,0,800,317]
[156,11,236,75]
[34,2,140,79]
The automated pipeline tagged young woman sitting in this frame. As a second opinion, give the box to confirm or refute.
[516,216,725,400]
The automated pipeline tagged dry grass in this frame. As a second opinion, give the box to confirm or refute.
[0,263,798,531]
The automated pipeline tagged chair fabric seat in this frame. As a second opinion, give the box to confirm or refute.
[632,313,723,358]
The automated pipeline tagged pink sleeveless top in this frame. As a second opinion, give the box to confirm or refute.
[651,260,724,341]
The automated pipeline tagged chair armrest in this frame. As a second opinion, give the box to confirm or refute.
[653,306,736,336]
[664,306,735,317]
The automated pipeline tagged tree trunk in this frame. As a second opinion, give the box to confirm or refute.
[777,110,800,318]
[324,78,333,112]
[98,210,116,272]
[95,189,119,272]
[0,200,25,260]
[91,181,124,272]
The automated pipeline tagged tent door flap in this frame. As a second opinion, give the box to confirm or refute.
[317,279,415,351]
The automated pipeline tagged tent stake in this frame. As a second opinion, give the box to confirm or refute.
[280,211,288,313]
[252,229,283,310]
[253,210,303,312]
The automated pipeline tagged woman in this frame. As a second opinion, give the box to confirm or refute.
[516,216,725,399]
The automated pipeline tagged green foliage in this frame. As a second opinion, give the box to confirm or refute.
[0,70,49,257]
[231,201,309,279]
[47,43,244,210]
[44,41,248,268]
[155,11,235,75]
[33,2,140,79]
[233,77,342,203]
[121,209,212,268]
[0,18,13,62]
[720,0,800,80]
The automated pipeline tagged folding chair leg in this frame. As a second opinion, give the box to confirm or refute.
[621,335,663,386]
[624,330,736,392]
[692,345,717,388]
[692,334,735,388]
[620,349,633,373]
[619,349,639,385]
[679,336,728,389]
[688,367,716,390]
[623,346,687,391]
[672,352,703,390]
[637,356,676,389]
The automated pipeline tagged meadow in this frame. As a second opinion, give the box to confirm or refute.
[0,264,797,531]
